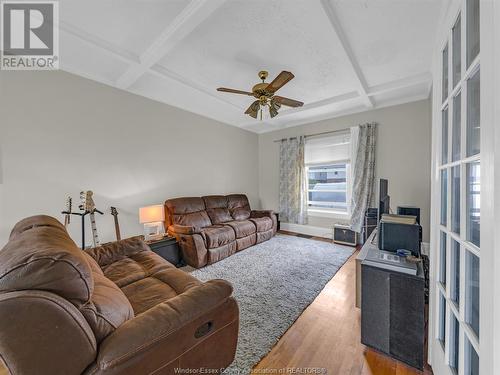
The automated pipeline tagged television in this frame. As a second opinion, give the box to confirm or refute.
[379,178,390,219]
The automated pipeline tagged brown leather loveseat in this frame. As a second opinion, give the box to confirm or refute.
[0,215,239,375]
[166,194,277,268]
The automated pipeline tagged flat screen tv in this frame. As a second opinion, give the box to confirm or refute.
[379,178,390,219]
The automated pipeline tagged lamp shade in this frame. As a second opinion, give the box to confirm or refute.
[139,205,165,224]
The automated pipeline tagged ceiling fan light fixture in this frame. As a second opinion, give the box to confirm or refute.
[217,70,304,121]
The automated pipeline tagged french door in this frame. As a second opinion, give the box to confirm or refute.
[431,0,481,374]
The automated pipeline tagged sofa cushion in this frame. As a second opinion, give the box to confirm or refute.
[81,255,135,343]
[231,208,251,221]
[224,220,256,238]
[99,247,201,315]
[165,197,211,229]
[207,208,233,224]
[227,194,251,211]
[202,195,228,209]
[201,225,236,249]
[250,217,273,232]
[0,215,93,306]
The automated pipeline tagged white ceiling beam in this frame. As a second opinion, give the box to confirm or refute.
[149,64,242,110]
[116,0,227,90]
[367,72,432,96]
[319,0,373,108]
[58,20,140,65]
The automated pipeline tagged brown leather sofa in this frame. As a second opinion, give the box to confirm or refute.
[165,194,277,268]
[0,215,239,375]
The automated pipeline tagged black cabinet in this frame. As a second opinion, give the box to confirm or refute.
[147,237,183,267]
[361,261,425,370]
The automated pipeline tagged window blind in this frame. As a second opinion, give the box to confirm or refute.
[305,132,351,165]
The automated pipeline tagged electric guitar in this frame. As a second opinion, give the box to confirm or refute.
[63,196,72,228]
[80,191,100,247]
[110,206,121,241]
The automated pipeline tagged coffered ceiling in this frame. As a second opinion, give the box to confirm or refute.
[59,0,445,133]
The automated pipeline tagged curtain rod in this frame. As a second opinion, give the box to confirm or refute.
[272,127,350,143]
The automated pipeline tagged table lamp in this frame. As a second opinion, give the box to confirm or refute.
[139,205,165,241]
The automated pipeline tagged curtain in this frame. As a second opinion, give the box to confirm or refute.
[279,137,308,225]
[350,123,377,232]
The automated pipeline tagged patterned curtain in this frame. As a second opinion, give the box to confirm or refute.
[279,137,308,225]
[350,123,377,232]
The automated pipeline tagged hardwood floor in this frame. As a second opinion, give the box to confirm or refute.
[253,232,433,375]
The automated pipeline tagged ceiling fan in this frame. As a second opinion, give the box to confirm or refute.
[217,70,304,120]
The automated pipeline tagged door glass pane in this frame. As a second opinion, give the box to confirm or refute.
[466,162,480,247]
[451,240,460,306]
[439,232,447,286]
[466,0,480,67]
[465,336,479,375]
[442,44,449,102]
[466,251,480,337]
[438,292,446,346]
[450,313,460,371]
[451,166,461,234]
[467,69,480,156]
[452,15,461,88]
[452,93,461,161]
[441,169,448,226]
[442,108,449,164]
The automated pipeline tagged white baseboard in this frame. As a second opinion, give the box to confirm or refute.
[280,223,333,239]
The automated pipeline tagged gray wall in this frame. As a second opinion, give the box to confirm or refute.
[258,100,432,241]
[0,71,259,247]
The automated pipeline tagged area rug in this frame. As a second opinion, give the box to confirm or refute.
[190,234,355,374]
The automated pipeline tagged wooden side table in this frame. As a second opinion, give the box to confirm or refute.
[147,236,183,267]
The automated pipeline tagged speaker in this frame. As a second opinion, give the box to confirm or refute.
[397,206,420,224]
[378,222,421,256]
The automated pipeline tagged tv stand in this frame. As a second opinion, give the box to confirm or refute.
[356,230,425,370]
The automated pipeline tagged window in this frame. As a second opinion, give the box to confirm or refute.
[442,108,449,164]
[466,0,480,67]
[439,232,447,286]
[452,15,461,88]
[465,251,480,337]
[451,165,461,234]
[442,44,449,103]
[307,164,349,211]
[305,132,351,215]
[441,169,448,226]
[452,93,461,162]
[450,240,460,306]
[450,313,460,371]
[466,162,480,246]
[467,70,480,156]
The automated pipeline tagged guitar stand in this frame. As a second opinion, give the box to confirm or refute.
[61,209,103,249]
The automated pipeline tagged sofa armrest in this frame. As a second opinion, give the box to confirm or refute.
[250,210,275,219]
[168,224,201,235]
[93,280,238,374]
[84,236,149,267]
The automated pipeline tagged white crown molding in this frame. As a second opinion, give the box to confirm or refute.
[116,0,228,89]
[320,0,374,109]
[249,91,430,134]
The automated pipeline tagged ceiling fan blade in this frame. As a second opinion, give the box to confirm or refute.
[245,100,260,119]
[273,96,304,108]
[266,71,295,93]
[217,87,254,96]
[269,98,281,118]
